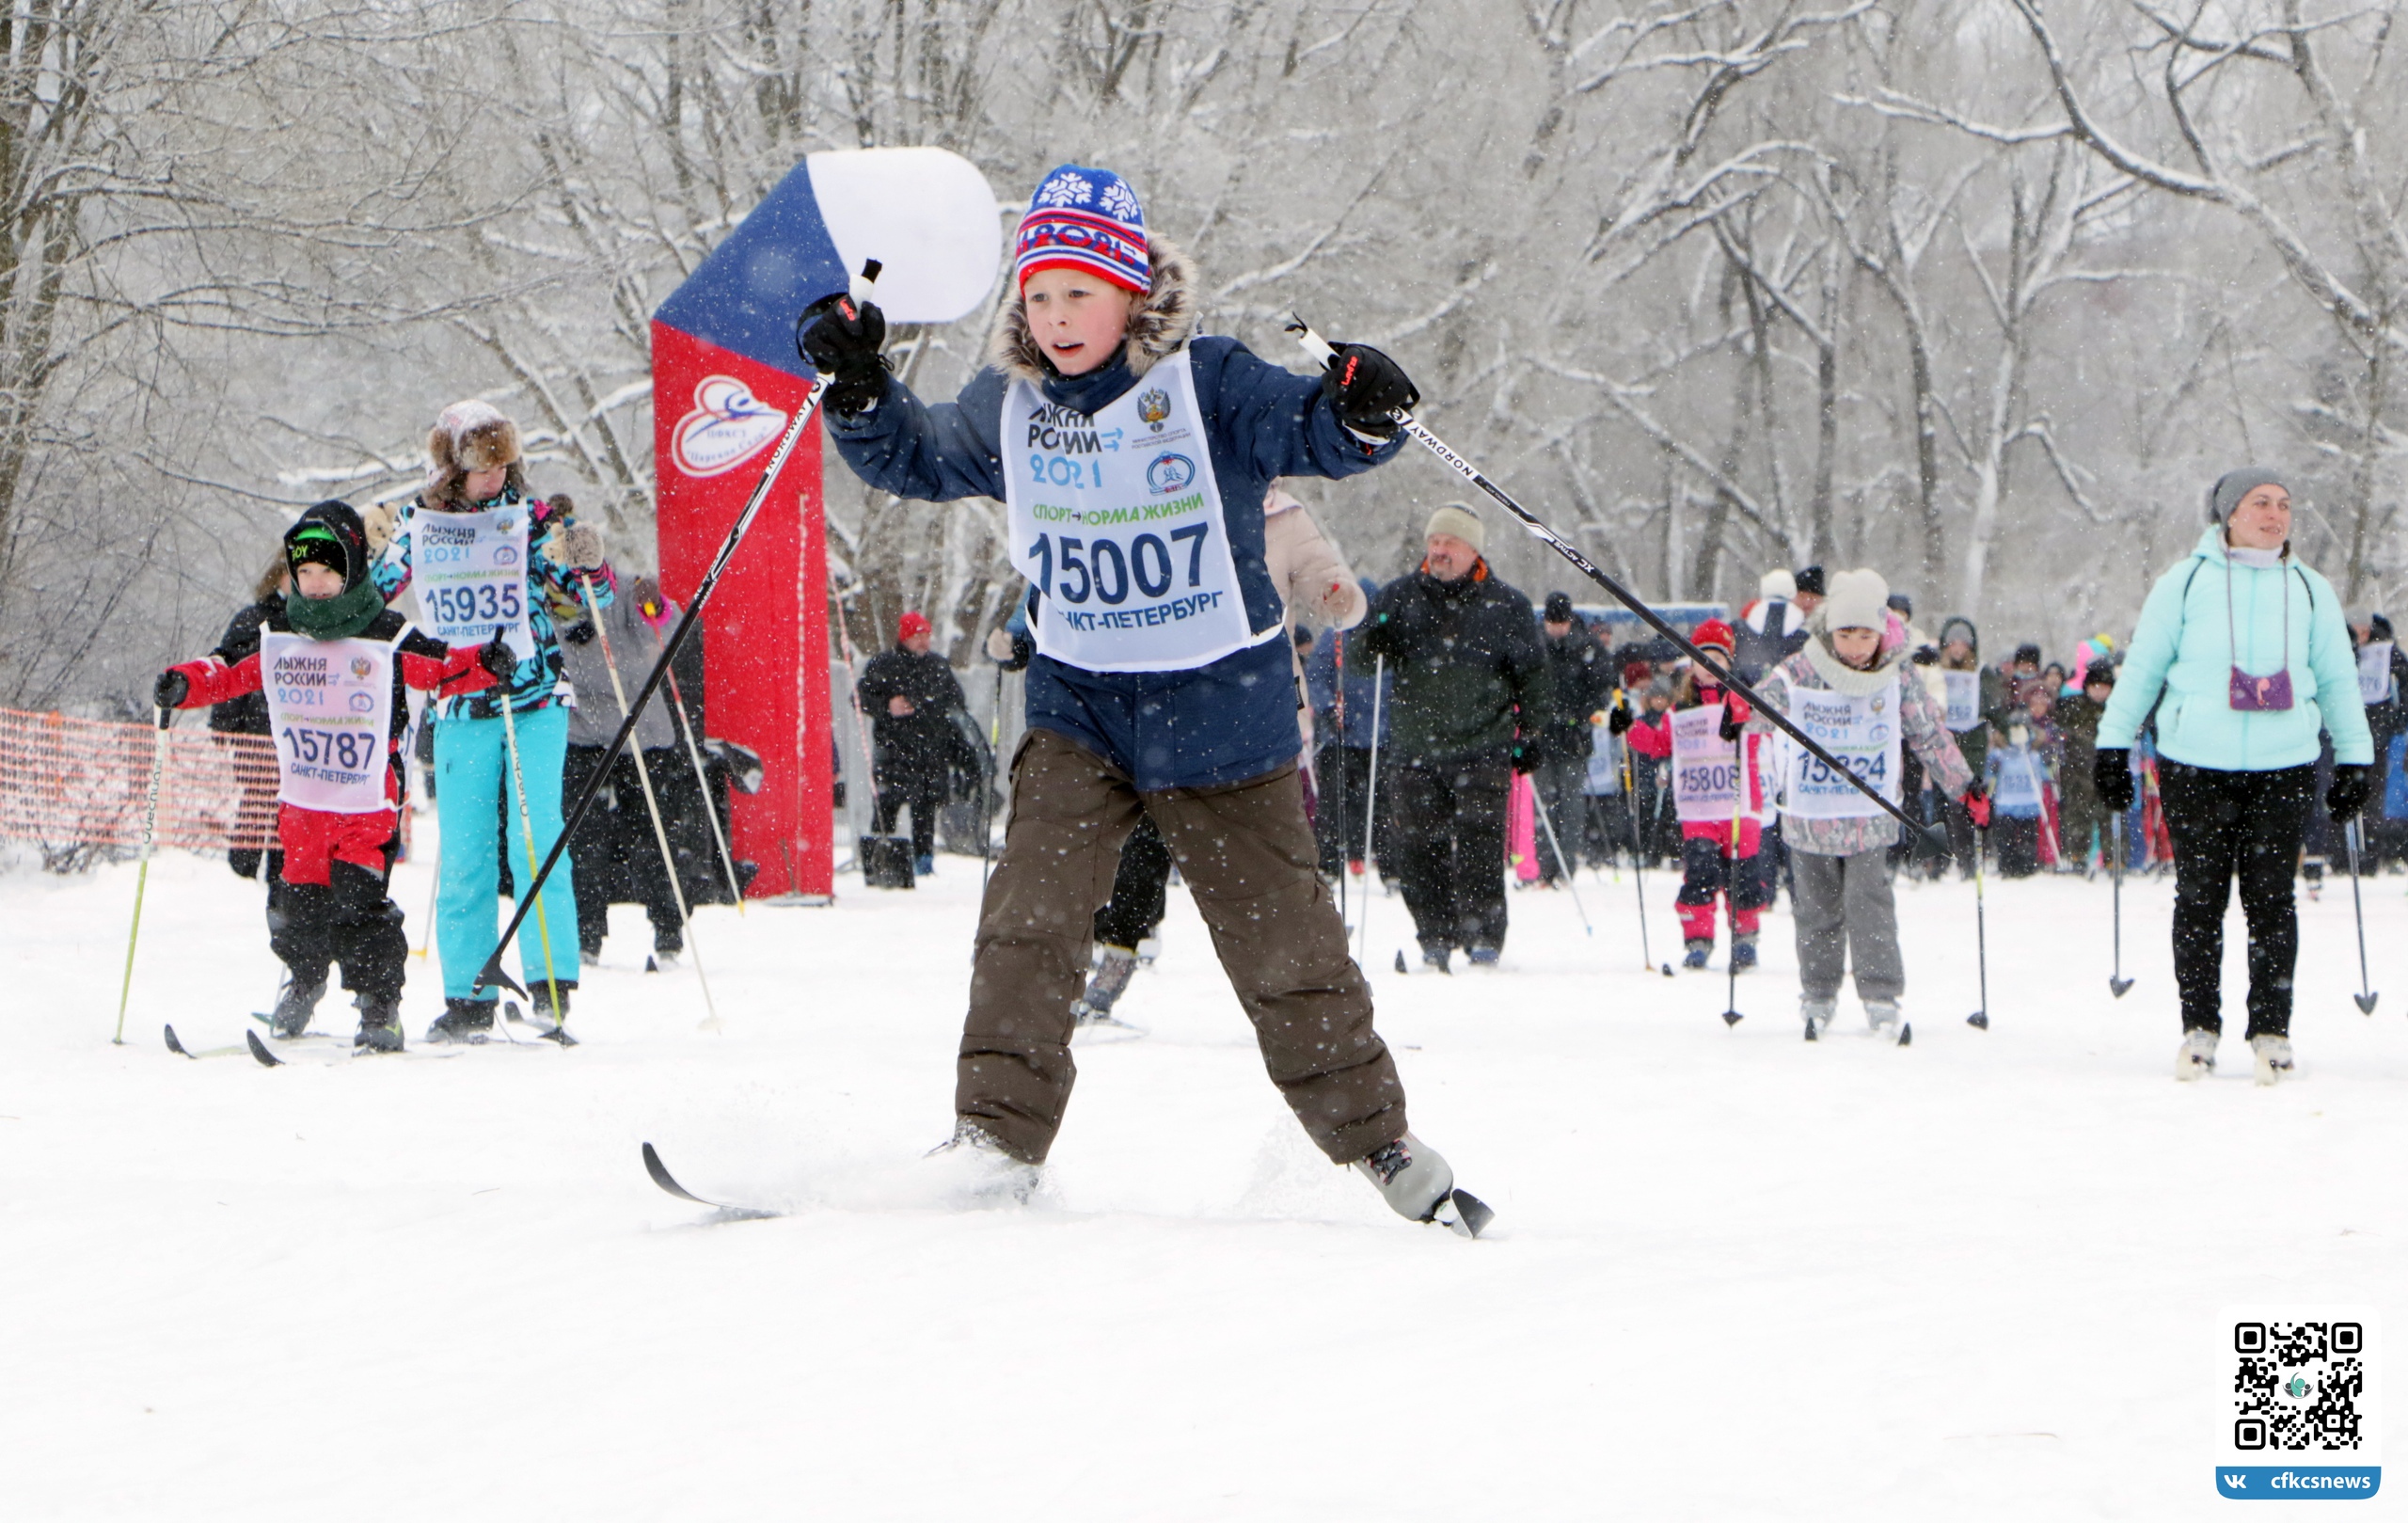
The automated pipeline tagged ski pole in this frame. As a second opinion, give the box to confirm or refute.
[468,261,871,1000]
[1288,316,1947,859]
[1618,695,1669,976]
[981,658,1004,891]
[1720,750,1747,1028]
[112,707,172,1044]
[413,844,440,960]
[1359,654,1386,969]
[1968,824,1991,1029]
[494,667,567,1033]
[659,660,746,916]
[2347,817,2379,1013]
[1529,765,1592,936]
[583,578,721,1031]
[1333,630,1348,932]
[639,587,746,916]
[2107,809,2132,997]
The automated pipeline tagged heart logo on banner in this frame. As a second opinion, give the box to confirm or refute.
[672,375,789,478]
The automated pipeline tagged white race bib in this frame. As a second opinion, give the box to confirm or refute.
[2359,642,2394,706]
[1003,350,1266,673]
[1671,705,1741,823]
[409,504,533,659]
[1779,678,1903,820]
[1992,745,2044,811]
[1941,670,1981,731]
[1584,730,1623,795]
[261,630,396,814]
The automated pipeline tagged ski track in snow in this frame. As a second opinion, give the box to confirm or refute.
[5,817,2404,1521]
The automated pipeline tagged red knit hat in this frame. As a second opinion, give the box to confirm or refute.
[1690,618,1735,655]
[897,611,932,643]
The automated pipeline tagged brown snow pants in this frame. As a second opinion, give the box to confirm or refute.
[958,727,1407,1165]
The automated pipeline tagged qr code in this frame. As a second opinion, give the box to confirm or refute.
[2232,1321,2368,1452]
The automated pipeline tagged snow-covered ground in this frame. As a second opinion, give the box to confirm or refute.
[5,815,2404,1520]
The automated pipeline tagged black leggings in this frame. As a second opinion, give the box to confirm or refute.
[2159,759,2314,1039]
[1093,813,1173,950]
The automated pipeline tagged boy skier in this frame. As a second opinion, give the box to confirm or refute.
[155,502,508,1050]
[800,163,1487,1232]
[371,402,613,1039]
[1746,569,1985,1035]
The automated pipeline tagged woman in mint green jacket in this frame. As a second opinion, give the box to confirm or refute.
[2094,468,2371,1086]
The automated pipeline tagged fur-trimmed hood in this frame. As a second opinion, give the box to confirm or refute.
[990,234,1196,388]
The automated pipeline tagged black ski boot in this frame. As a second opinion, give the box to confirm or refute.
[424,997,496,1044]
[355,996,404,1054]
[270,975,327,1039]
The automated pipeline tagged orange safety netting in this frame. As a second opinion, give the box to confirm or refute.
[0,708,279,855]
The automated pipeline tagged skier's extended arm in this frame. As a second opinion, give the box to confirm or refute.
[157,652,261,709]
[1193,339,1405,484]
[399,628,505,700]
[826,369,1010,503]
[1898,671,1974,798]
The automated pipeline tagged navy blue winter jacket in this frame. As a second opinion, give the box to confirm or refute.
[828,330,1399,791]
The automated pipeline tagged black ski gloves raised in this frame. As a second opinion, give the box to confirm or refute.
[1320,342,1418,439]
[1607,700,1634,736]
[154,671,189,709]
[1511,738,1539,775]
[797,293,890,417]
[2094,747,2135,814]
[2328,764,2372,822]
[479,630,516,680]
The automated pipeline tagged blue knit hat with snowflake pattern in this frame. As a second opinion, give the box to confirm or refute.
[1016,165,1150,295]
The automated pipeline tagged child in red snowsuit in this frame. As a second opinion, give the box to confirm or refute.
[156,501,506,1050]
[1614,619,1771,971]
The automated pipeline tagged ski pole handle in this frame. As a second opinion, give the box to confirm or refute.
[1287,317,1339,370]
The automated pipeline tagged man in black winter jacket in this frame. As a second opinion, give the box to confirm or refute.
[855,611,967,872]
[1351,504,1549,968]
[1533,593,1608,883]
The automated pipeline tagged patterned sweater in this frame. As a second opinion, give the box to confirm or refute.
[1750,616,1972,856]
[370,486,614,722]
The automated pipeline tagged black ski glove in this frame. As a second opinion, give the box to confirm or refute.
[2094,747,2135,814]
[1719,692,1752,742]
[1607,700,1634,736]
[479,629,516,680]
[154,670,189,709]
[1319,342,1418,439]
[796,293,890,416]
[1909,644,1940,667]
[2328,764,2372,822]
[1511,738,1540,775]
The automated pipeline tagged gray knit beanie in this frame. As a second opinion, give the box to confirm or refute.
[2208,468,2286,524]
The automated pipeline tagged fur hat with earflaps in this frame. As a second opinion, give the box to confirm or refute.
[425,400,526,506]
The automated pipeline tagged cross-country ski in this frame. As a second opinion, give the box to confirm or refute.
[8,50,2408,1517]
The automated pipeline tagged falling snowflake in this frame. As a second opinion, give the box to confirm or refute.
[1036,172,1091,209]
[1098,180,1140,221]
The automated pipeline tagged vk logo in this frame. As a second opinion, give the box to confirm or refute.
[2222,1473,2250,1494]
